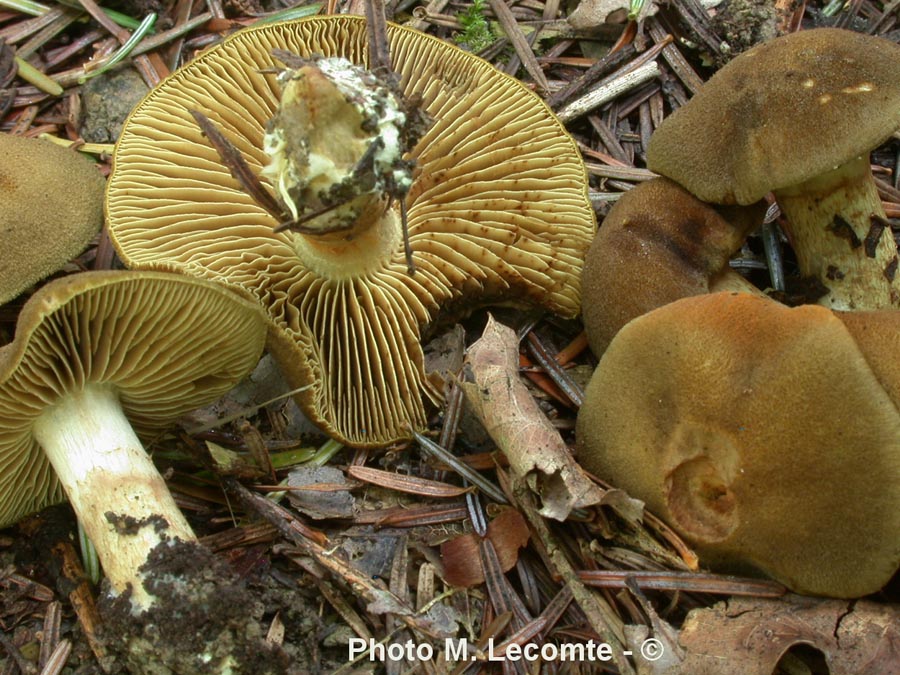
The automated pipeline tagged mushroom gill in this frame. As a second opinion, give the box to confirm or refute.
[106,16,595,447]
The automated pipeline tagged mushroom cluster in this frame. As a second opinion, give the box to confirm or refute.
[577,27,900,598]
[647,28,900,311]
[106,15,596,448]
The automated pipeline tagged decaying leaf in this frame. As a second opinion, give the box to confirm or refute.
[206,441,266,479]
[568,0,658,31]
[461,315,642,521]
[669,596,900,675]
[440,507,530,587]
[183,355,319,439]
[285,465,356,520]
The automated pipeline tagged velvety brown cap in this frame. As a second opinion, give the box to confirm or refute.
[837,309,900,409]
[106,16,595,447]
[647,28,900,204]
[0,271,267,528]
[0,134,105,303]
[576,291,900,597]
[581,178,764,356]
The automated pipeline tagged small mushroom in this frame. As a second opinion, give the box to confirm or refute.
[581,178,765,356]
[576,291,900,597]
[0,270,267,610]
[647,28,900,311]
[106,16,595,447]
[0,133,105,304]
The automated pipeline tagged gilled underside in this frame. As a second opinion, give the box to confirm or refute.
[0,272,265,529]
[107,17,595,446]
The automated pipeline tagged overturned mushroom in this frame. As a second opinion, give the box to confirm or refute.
[0,133,105,304]
[106,16,595,447]
[0,271,266,607]
[576,291,900,597]
[647,28,900,311]
[581,178,765,356]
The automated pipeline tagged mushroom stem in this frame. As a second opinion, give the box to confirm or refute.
[32,383,196,611]
[709,270,765,296]
[290,200,402,279]
[262,55,424,280]
[775,155,899,310]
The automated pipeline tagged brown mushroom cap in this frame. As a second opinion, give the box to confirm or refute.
[581,178,765,356]
[106,16,595,447]
[576,291,900,597]
[646,28,900,205]
[837,309,900,407]
[0,134,105,304]
[0,270,267,528]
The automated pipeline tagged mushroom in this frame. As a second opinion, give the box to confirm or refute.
[105,15,595,447]
[0,270,267,610]
[576,291,900,597]
[0,133,105,304]
[581,177,766,356]
[646,28,900,311]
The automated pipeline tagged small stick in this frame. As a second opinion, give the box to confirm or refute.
[189,109,284,219]
[526,331,585,407]
[647,19,703,96]
[364,0,416,275]
[547,43,635,110]
[488,0,549,92]
[578,569,787,597]
[14,56,61,95]
[51,542,110,670]
[399,199,415,275]
[272,203,358,235]
[363,0,392,73]
[557,61,660,123]
[76,0,167,85]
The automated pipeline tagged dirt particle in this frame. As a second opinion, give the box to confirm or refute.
[100,540,290,674]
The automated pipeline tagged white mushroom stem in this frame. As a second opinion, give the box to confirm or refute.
[32,383,196,612]
[775,155,899,310]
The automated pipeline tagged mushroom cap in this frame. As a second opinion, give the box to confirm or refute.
[837,309,900,409]
[105,16,595,447]
[576,291,900,597]
[0,270,267,528]
[581,178,764,356]
[0,134,105,304]
[646,28,900,205]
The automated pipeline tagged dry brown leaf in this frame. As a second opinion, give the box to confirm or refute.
[568,0,658,31]
[347,466,473,498]
[665,596,900,675]
[461,315,641,521]
[439,507,531,588]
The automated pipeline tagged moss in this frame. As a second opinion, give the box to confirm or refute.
[455,0,496,53]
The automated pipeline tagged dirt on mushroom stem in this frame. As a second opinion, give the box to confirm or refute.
[32,384,196,612]
[100,539,289,674]
[261,52,428,279]
[775,155,899,310]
